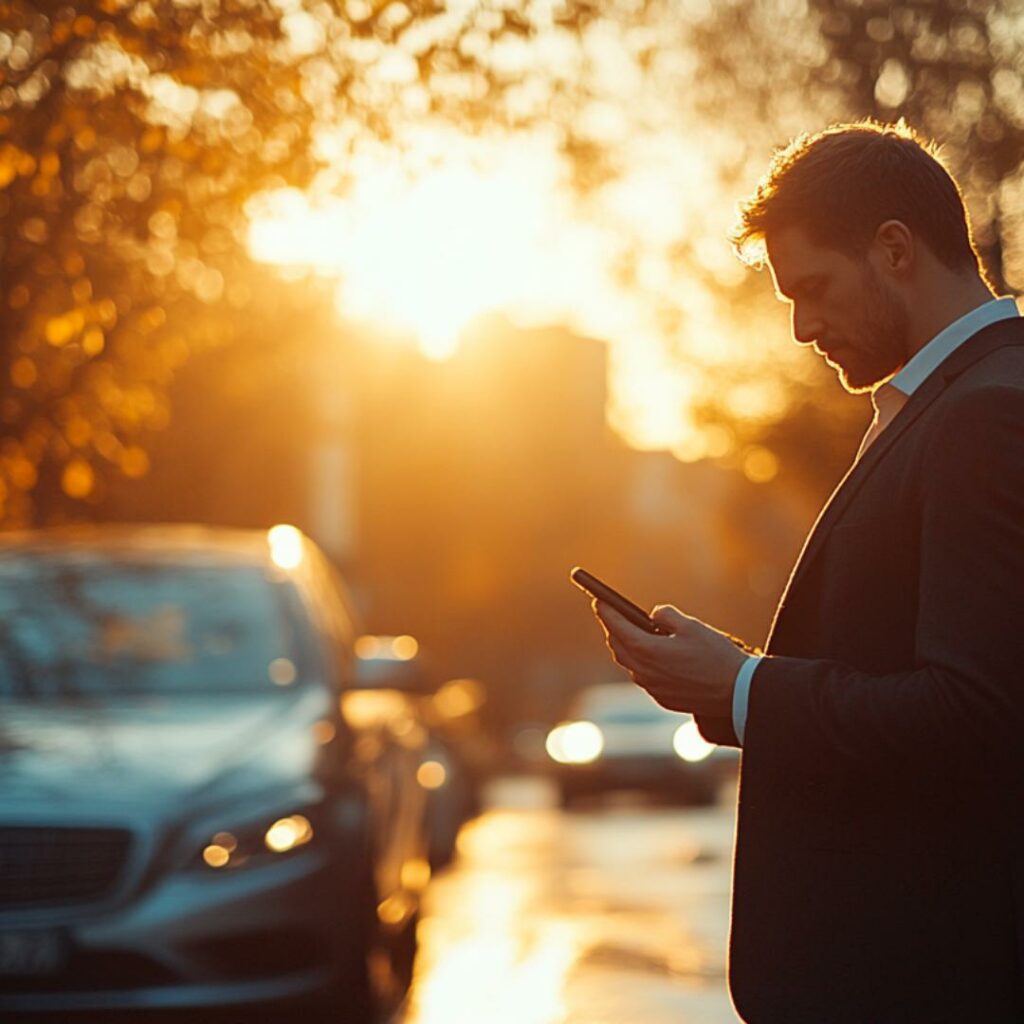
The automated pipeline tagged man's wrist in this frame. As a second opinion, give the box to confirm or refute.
[705,642,747,718]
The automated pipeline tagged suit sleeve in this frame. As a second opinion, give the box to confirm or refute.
[744,385,1024,777]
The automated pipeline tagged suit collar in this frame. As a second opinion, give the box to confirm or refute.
[889,296,1019,397]
[766,317,1024,650]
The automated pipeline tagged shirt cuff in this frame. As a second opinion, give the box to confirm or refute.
[732,655,762,745]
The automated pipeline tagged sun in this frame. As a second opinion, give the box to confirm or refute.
[247,131,564,362]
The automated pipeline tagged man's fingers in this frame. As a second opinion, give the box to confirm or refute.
[607,635,641,672]
[651,604,694,632]
[594,600,648,647]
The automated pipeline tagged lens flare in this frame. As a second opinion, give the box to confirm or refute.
[545,721,604,764]
[672,720,715,763]
[264,814,314,853]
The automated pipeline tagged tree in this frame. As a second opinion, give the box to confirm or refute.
[0,0,600,523]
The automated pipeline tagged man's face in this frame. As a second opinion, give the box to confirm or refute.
[766,224,911,393]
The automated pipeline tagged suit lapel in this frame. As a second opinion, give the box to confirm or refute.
[766,319,1024,650]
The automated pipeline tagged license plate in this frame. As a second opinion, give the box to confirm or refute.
[0,930,67,975]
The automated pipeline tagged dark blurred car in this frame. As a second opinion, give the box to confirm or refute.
[418,731,480,872]
[0,524,432,1021]
[545,682,736,808]
[354,642,483,872]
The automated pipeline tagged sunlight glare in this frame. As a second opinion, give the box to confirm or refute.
[248,131,563,363]
[247,117,805,456]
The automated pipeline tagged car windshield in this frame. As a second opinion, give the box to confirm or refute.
[0,555,310,698]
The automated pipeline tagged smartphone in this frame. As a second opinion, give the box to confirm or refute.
[569,566,670,635]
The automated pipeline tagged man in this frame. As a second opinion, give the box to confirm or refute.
[592,121,1024,1022]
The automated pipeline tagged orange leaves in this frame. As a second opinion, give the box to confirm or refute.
[7,453,36,493]
[64,415,92,448]
[71,277,93,303]
[82,327,104,356]
[119,445,149,478]
[0,142,36,188]
[20,217,47,243]
[74,125,97,151]
[61,458,94,498]
[44,315,78,347]
[10,357,37,389]
[38,152,61,177]
[139,126,163,154]
[73,16,98,38]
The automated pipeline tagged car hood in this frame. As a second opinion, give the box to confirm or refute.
[0,688,333,816]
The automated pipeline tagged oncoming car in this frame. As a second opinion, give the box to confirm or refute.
[0,524,432,1021]
[546,682,735,808]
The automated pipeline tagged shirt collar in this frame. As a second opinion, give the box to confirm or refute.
[888,296,1020,397]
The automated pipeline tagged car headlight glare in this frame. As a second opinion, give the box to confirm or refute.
[196,811,317,870]
[673,720,715,763]
[264,814,314,853]
[546,720,604,764]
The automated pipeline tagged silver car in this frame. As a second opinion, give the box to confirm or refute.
[0,525,431,1020]
[545,682,737,808]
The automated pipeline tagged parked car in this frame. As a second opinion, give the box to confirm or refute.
[354,641,483,872]
[545,682,736,808]
[0,524,431,1022]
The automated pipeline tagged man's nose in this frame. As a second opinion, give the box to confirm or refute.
[791,305,823,346]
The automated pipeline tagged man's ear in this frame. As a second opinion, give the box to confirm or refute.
[872,219,914,275]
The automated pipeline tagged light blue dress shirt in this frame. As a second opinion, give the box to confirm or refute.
[731,296,1020,744]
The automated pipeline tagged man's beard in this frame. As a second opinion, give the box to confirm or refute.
[834,267,910,393]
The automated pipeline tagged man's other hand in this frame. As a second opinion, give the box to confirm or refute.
[591,600,747,718]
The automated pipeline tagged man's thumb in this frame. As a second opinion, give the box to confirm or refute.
[651,604,689,632]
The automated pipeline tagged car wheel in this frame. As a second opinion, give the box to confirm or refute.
[389,907,419,993]
[312,852,383,1024]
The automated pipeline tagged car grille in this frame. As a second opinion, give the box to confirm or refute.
[0,826,132,908]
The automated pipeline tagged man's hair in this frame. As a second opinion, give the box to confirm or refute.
[731,120,983,275]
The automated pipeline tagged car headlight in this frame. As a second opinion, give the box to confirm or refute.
[546,720,604,764]
[193,809,318,871]
[673,720,715,763]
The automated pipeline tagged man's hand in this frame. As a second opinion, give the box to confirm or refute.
[591,600,747,718]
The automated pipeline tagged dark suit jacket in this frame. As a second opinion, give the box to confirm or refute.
[697,317,1024,1023]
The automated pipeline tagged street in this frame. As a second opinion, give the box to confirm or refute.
[395,775,740,1024]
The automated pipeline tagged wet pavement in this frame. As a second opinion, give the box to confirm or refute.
[396,775,740,1024]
